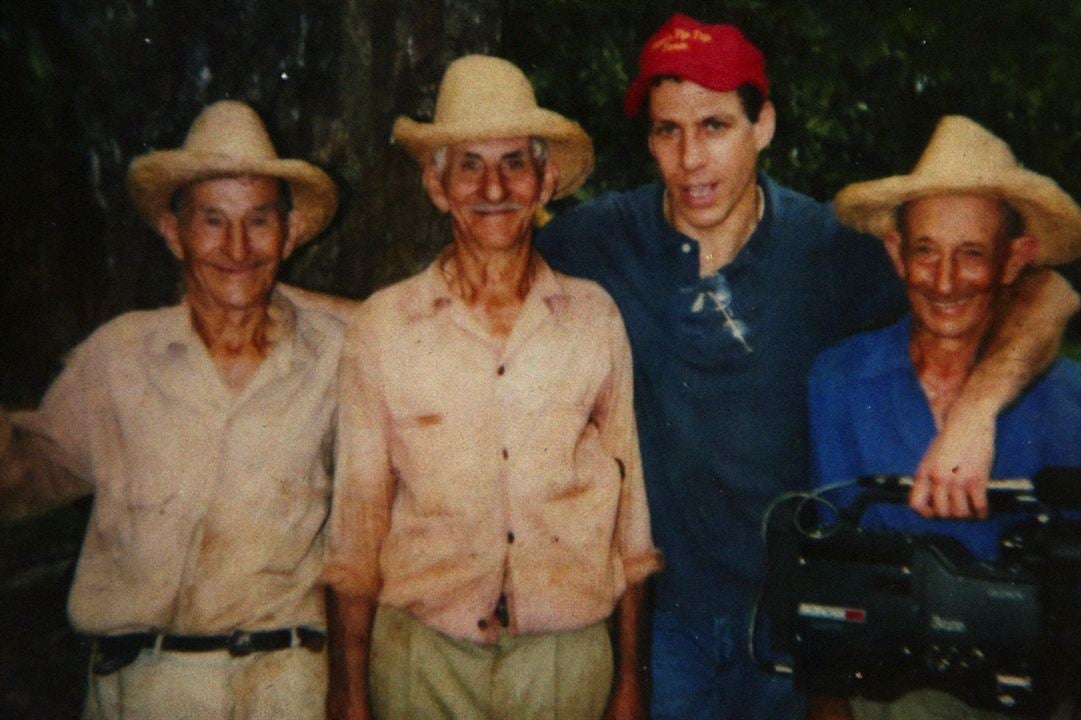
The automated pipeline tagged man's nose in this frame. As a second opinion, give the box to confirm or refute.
[483,167,508,203]
[680,134,705,171]
[933,255,956,295]
[223,222,251,262]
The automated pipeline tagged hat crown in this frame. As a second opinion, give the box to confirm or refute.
[623,13,768,116]
[127,100,337,247]
[182,100,280,160]
[834,114,1081,266]
[433,56,539,125]
[913,115,1019,180]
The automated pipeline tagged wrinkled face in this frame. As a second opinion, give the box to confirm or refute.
[161,176,293,314]
[647,79,774,242]
[424,137,555,253]
[888,194,1030,344]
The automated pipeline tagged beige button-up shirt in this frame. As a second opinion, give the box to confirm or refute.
[324,256,662,644]
[1,293,342,635]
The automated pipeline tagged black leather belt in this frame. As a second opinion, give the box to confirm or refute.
[92,627,326,676]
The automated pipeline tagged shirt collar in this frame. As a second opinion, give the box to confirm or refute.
[403,248,570,322]
[649,173,778,267]
[853,315,916,380]
[146,288,309,377]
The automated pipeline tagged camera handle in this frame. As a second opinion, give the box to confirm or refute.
[843,474,1043,526]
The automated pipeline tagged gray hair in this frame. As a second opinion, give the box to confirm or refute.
[431,137,549,177]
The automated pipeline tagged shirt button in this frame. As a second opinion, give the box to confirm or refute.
[502,448,509,460]
[508,531,515,543]
[497,364,506,376]
[681,242,692,253]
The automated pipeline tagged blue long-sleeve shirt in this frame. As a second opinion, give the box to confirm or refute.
[809,315,1081,562]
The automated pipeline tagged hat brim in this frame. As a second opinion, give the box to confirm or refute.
[835,168,1081,266]
[392,108,594,199]
[126,151,338,246]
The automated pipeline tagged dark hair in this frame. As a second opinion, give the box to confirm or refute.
[169,176,293,219]
[646,76,765,123]
[894,198,1024,245]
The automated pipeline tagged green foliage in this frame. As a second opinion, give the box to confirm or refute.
[505,0,1081,345]
[505,0,1081,205]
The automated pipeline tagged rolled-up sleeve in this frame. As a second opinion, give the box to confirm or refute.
[323,306,395,598]
[2,339,101,521]
[596,305,663,585]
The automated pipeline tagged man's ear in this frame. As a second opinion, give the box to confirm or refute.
[882,229,907,280]
[538,159,559,207]
[422,163,451,213]
[1001,235,1038,285]
[753,100,777,152]
[158,212,184,260]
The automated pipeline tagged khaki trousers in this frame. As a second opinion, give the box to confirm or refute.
[370,604,613,720]
[83,644,327,720]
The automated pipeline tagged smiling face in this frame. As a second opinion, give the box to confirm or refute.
[647,79,774,244]
[160,175,294,315]
[886,193,1035,345]
[423,137,556,254]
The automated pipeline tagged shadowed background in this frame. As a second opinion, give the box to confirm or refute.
[2,1,1080,716]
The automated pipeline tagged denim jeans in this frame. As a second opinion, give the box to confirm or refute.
[650,609,804,720]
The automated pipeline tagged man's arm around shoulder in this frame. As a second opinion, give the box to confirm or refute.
[913,268,1080,518]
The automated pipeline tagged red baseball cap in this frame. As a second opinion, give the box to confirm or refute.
[623,14,769,117]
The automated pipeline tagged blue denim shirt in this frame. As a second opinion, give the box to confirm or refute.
[535,175,906,616]
[809,315,1081,562]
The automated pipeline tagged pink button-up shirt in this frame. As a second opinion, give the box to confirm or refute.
[1,293,342,635]
[325,256,661,644]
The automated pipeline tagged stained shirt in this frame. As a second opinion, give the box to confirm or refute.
[324,255,661,644]
[534,176,906,617]
[809,315,1081,561]
[1,292,342,635]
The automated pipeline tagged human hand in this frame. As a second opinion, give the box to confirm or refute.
[910,404,995,519]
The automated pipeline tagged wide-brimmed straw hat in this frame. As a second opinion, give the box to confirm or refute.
[835,115,1081,265]
[392,55,594,199]
[127,100,338,246]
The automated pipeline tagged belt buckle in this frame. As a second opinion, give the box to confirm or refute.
[228,630,255,657]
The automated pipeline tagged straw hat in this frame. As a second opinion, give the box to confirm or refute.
[835,115,1081,265]
[127,100,338,246]
[392,55,594,199]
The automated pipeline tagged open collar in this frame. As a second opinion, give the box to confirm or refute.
[402,248,570,355]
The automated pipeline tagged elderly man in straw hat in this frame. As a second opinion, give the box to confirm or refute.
[807,116,1081,720]
[323,55,661,720]
[0,100,342,718]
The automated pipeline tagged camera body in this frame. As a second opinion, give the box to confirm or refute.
[762,473,1081,716]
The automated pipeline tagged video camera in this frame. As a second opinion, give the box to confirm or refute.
[760,467,1081,716]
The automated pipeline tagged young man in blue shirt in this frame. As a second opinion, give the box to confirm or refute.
[534,14,1080,719]
[810,114,1081,720]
